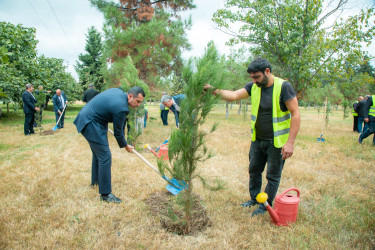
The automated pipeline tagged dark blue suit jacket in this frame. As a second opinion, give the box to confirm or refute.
[22,91,37,114]
[53,92,68,113]
[74,88,129,147]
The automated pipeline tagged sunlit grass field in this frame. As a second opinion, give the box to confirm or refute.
[0,103,374,249]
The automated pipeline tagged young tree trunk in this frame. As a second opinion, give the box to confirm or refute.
[238,100,242,114]
[225,101,229,119]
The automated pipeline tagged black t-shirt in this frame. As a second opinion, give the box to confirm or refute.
[244,81,296,140]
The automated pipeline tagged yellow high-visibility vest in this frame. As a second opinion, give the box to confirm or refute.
[352,101,358,116]
[251,77,291,148]
[369,95,375,117]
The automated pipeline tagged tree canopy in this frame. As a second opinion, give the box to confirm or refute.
[213,0,375,99]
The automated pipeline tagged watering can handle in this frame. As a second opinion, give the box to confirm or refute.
[280,187,300,198]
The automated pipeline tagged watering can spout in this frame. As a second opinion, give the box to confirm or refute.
[256,193,280,224]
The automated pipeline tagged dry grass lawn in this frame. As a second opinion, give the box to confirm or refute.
[0,104,374,249]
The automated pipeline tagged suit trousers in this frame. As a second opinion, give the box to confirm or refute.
[160,110,168,125]
[55,111,65,128]
[87,139,112,195]
[24,113,35,135]
[248,139,284,206]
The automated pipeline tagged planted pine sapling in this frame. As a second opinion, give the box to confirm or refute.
[158,42,227,234]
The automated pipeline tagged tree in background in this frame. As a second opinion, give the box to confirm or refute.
[223,48,251,118]
[0,22,38,112]
[0,22,80,114]
[106,55,150,146]
[92,0,194,91]
[213,0,375,99]
[158,42,225,234]
[75,26,105,91]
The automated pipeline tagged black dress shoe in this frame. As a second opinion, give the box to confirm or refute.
[100,193,122,203]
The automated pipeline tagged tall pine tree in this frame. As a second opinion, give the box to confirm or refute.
[75,26,104,91]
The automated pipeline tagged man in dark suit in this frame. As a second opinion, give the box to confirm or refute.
[83,83,99,103]
[22,83,40,135]
[52,89,68,129]
[161,94,186,128]
[74,86,145,203]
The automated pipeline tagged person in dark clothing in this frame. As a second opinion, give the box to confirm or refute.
[352,96,363,132]
[35,85,51,126]
[358,95,375,145]
[22,83,40,135]
[356,96,368,133]
[161,94,186,128]
[160,103,169,125]
[83,83,100,103]
[73,86,145,203]
[205,58,300,217]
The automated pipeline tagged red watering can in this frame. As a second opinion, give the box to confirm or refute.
[256,187,300,226]
[144,144,169,161]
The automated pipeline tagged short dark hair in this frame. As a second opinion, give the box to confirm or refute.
[128,86,145,97]
[247,58,272,74]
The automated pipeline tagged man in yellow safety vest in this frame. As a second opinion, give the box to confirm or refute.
[205,58,300,216]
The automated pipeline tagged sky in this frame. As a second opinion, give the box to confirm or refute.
[0,0,374,80]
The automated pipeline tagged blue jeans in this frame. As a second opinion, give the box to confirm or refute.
[358,116,365,133]
[359,121,375,144]
[248,139,284,206]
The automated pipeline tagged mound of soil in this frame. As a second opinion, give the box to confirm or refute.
[145,191,211,235]
[41,130,55,135]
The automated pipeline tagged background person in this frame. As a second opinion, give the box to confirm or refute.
[73,86,145,203]
[352,96,363,133]
[358,94,375,145]
[22,83,39,135]
[159,103,169,126]
[52,89,68,129]
[161,94,186,128]
[356,95,368,133]
[35,85,51,126]
[205,57,300,216]
[83,83,99,103]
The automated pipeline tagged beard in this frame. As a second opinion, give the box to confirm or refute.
[255,73,269,88]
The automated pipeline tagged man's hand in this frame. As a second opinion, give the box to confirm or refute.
[125,144,134,153]
[281,142,294,160]
[58,110,62,115]
[204,84,219,95]
[35,107,40,111]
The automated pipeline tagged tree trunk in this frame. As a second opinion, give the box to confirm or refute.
[238,100,242,115]
[225,101,229,119]
[184,180,192,234]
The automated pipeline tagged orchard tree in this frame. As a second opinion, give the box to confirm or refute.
[213,0,375,99]
[75,26,105,91]
[0,22,38,110]
[92,0,194,87]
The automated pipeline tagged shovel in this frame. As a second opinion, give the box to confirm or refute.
[317,97,327,142]
[107,128,187,195]
[52,105,67,131]
[131,149,187,195]
[155,138,169,152]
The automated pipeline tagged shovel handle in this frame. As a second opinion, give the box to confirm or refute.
[131,149,162,176]
[107,128,162,176]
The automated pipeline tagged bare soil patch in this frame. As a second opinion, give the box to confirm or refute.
[145,191,212,235]
[41,129,55,135]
